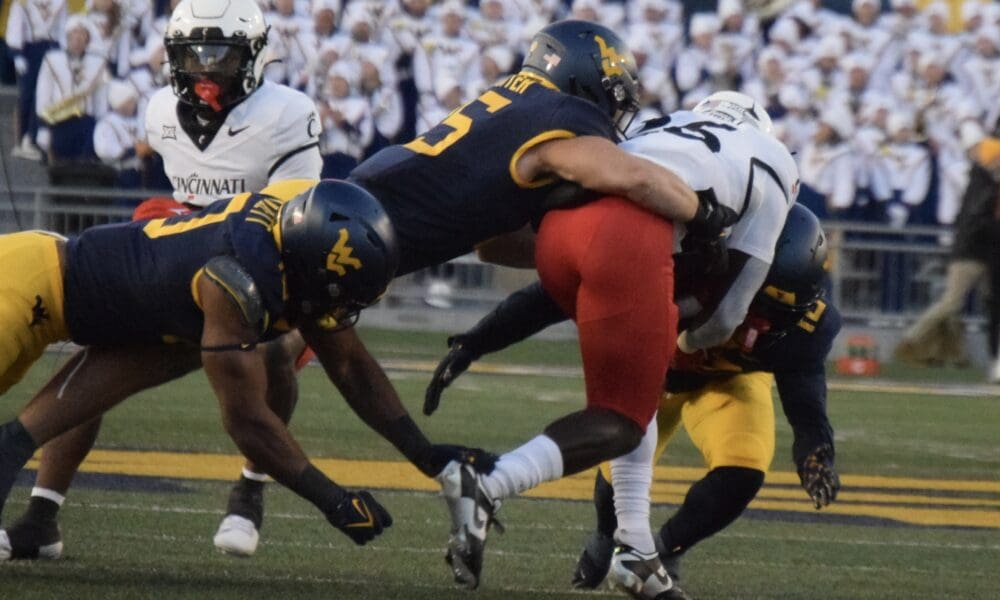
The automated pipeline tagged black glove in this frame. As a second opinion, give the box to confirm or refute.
[686,187,738,240]
[424,336,477,416]
[326,490,393,545]
[797,443,840,509]
[415,443,499,478]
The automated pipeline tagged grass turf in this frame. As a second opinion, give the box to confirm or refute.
[0,327,997,599]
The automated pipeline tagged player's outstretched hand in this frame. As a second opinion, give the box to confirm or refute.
[415,444,499,478]
[797,444,840,509]
[327,490,393,545]
[424,336,476,416]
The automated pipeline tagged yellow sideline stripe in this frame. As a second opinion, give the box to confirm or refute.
[24,449,1000,529]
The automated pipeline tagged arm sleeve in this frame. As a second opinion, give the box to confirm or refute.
[682,253,770,351]
[457,281,569,358]
[773,300,841,466]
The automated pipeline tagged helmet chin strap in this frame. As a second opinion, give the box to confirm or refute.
[194,78,224,112]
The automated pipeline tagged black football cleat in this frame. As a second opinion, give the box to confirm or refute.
[571,529,615,588]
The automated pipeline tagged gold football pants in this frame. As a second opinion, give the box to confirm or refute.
[600,371,776,478]
[0,231,69,394]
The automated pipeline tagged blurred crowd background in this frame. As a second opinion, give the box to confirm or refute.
[2,0,999,230]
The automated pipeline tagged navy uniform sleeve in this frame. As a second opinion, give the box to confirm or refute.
[773,301,842,467]
[228,219,287,333]
[456,281,569,359]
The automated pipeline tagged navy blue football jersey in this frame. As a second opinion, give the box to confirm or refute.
[350,71,617,275]
[63,190,294,346]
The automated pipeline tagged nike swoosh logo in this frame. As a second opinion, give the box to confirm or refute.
[227,125,250,136]
[345,497,375,528]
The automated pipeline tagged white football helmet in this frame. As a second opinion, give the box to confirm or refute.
[693,91,774,134]
[165,0,269,112]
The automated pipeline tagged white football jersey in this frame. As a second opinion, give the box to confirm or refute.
[145,80,322,206]
[622,111,800,264]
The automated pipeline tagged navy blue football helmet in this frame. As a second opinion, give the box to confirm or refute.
[751,203,829,335]
[521,20,640,133]
[278,180,399,323]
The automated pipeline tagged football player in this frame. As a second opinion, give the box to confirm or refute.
[6,0,325,559]
[417,90,798,594]
[424,205,840,597]
[0,179,487,558]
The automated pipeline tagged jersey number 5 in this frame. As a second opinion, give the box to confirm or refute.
[405,91,512,157]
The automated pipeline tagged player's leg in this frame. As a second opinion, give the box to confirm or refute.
[439,198,677,590]
[573,391,687,589]
[214,330,305,556]
[655,373,775,574]
[0,344,200,559]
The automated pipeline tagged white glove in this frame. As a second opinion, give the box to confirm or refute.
[14,56,28,76]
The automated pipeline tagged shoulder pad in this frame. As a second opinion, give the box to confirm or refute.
[203,255,266,332]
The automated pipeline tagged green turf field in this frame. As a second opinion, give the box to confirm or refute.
[0,327,997,599]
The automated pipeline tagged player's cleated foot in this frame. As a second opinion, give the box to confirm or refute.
[214,477,264,556]
[213,515,259,557]
[653,533,683,584]
[609,545,691,600]
[571,530,615,588]
[0,518,64,560]
[437,460,503,590]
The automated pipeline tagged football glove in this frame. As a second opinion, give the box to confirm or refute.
[424,335,476,416]
[326,490,393,545]
[797,443,840,510]
[686,188,738,241]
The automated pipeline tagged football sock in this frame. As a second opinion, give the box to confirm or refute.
[658,466,764,555]
[610,418,657,555]
[227,475,266,529]
[25,490,63,521]
[592,469,617,537]
[0,419,38,519]
[480,434,563,500]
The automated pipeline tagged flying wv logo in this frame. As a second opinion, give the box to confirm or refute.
[326,228,363,276]
[595,35,626,77]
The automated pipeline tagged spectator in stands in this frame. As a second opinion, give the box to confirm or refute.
[36,15,108,164]
[318,61,372,178]
[801,35,845,104]
[798,104,857,219]
[895,132,1000,377]
[716,0,758,87]
[384,0,433,141]
[742,46,790,116]
[827,52,874,114]
[84,0,125,77]
[883,111,933,227]
[466,43,514,95]
[772,84,816,156]
[359,58,402,154]
[93,78,147,189]
[627,0,683,72]
[412,0,477,127]
[674,13,720,107]
[6,0,67,161]
[468,0,519,51]
[265,0,316,89]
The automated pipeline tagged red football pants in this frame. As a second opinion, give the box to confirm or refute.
[535,197,677,430]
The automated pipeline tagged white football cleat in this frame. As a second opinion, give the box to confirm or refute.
[609,545,690,600]
[437,460,502,589]
[0,526,63,560]
[213,515,259,557]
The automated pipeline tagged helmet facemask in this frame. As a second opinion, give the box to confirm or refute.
[165,26,268,112]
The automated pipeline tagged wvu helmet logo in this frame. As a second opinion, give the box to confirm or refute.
[595,35,626,78]
[326,228,363,276]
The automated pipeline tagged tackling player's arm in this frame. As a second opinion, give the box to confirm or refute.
[424,281,569,415]
[475,224,537,268]
[198,263,392,544]
[773,303,843,509]
[515,136,699,222]
[302,323,495,476]
[678,250,771,353]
